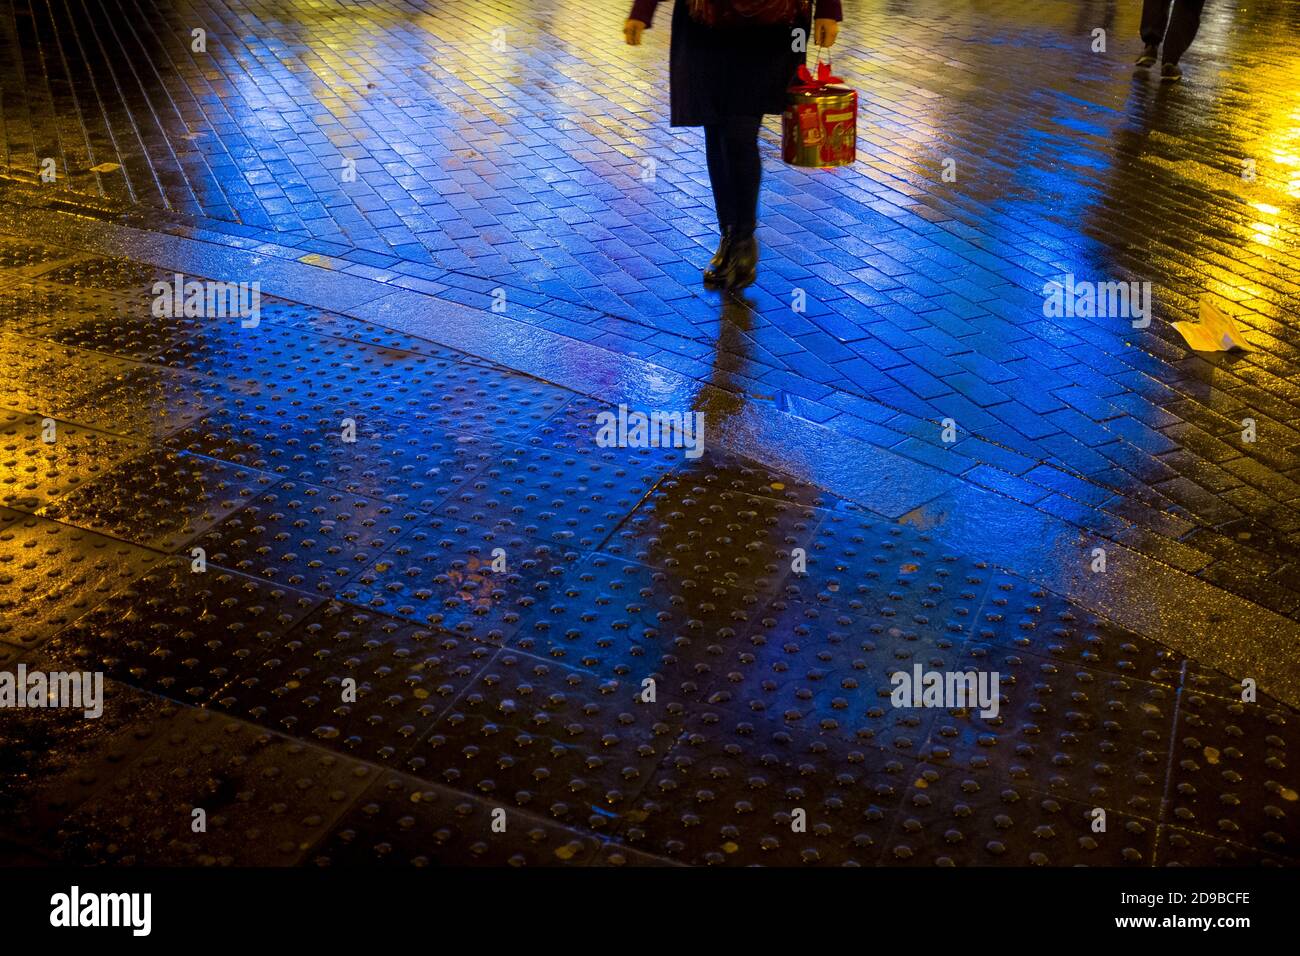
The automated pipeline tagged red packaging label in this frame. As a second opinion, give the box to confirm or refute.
[820,107,855,164]
[794,104,822,145]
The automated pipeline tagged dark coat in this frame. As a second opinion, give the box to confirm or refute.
[630,0,842,127]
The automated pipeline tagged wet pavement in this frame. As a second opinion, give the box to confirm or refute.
[3,0,1299,622]
[0,0,1299,867]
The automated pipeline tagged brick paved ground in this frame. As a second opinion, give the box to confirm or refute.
[0,0,1298,867]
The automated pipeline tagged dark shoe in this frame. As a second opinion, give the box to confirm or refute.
[1160,61,1182,82]
[1135,45,1158,69]
[703,228,735,287]
[725,236,758,290]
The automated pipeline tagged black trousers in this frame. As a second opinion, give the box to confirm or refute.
[703,116,763,238]
[1141,0,1207,63]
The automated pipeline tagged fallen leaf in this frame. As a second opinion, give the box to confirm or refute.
[1173,296,1250,351]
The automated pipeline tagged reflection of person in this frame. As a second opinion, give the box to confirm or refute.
[624,1,842,289]
[637,296,762,696]
[692,294,757,423]
[1136,0,1206,82]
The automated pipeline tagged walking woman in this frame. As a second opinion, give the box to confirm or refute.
[624,1,843,289]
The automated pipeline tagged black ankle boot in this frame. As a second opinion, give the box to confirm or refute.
[703,227,735,287]
[725,232,758,289]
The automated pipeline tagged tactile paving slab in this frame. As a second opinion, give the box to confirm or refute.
[0,236,76,275]
[527,394,710,474]
[1182,666,1291,711]
[0,410,147,510]
[205,323,573,442]
[796,508,992,639]
[0,507,163,649]
[39,447,275,551]
[39,558,321,704]
[603,470,818,593]
[56,706,377,866]
[31,305,210,365]
[14,263,208,364]
[409,650,681,833]
[213,601,492,764]
[700,593,953,752]
[341,523,580,642]
[0,337,222,440]
[256,297,472,360]
[385,364,572,443]
[68,362,223,438]
[435,442,662,548]
[0,677,180,838]
[1166,690,1297,858]
[190,478,418,593]
[169,401,504,510]
[512,552,768,704]
[0,334,140,417]
[177,322,446,391]
[38,256,173,292]
[883,763,1157,866]
[309,768,601,867]
[587,841,681,867]
[0,280,123,332]
[666,447,843,509]
[917,644,1175,818]
[1156,824,1292,867]
[978,570,1185,683]
[617,703,907,866]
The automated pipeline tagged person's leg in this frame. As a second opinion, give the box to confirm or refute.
[1162,0,1207,64]
[1139,0,1172,49]
[702,123,737,285]
[720,115,763,288]
[703,123,736,231]
[723,115,763,239]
